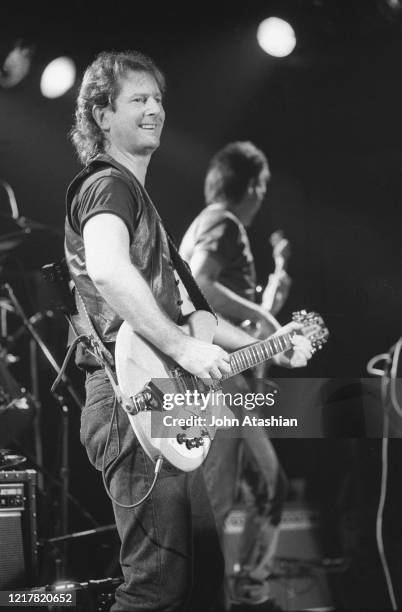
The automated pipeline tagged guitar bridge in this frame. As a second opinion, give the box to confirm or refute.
[128,383,163,414]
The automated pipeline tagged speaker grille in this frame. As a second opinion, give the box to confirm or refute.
[0,471,37,588]
[0,512,25,588]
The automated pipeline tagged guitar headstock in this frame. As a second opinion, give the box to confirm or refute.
[270,230,291,265]
[292,309,329,352]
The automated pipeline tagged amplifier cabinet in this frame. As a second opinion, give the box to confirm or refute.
[0,470,38,588]
[270,503,333,611]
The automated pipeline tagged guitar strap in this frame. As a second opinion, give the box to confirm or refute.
[63,160,217,378]
[61,231,217,411]
[165,230,217,322]
[67,228,216,356]
[66,288,128,407]
[70,157,216,324]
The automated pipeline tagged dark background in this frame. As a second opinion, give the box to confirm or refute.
[1,0,401,608]
[1,0,401,374]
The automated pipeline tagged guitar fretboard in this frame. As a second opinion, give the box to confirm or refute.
[224,331,295,379]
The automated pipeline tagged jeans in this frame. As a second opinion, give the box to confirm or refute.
[81,369,224,612]
[203,375,288,531]
[202,375,288,608]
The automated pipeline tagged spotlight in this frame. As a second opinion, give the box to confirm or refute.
[40,57,76,99]
[385,0,400,9]
[257,17,296,58]
[0,43,33,88]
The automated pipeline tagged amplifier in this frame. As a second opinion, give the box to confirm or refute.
[270,502,334,611]
[0,470,38,588]
[223,502,334,610]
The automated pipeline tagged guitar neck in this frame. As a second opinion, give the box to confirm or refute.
[224,331,295,379]
[273,255,286,276]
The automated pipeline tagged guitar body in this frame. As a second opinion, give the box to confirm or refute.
[115,310,227,471]
[115,308,329,472]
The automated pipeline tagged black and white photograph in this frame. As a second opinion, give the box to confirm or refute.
[0,1,401,610]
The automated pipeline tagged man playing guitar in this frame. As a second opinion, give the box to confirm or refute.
[180,142,300,607]
[65,55,312,612]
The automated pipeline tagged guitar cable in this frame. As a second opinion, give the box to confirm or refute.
[389,337,402,417]
[101,397,164,509]
[53,331,164,509]
[377,378,397,611]
[367,343,402,611]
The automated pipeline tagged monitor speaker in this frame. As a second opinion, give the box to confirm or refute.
[269,503,334,611]
[0,469,38,588]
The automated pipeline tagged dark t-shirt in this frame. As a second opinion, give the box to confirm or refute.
[70,174,138,240]
[179,203,257,323]
[67,171,140,370]
[66,158,183,371]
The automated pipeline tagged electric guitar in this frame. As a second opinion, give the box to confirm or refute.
[261,230,291,315]
[241,230,291,385]
[241,230,291,338]
[115,309,329,472]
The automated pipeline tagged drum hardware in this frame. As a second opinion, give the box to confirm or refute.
[6,310,55,346]
[0,186,96,581]
[0,449,27,469]
[0,394,31,415]
[32,577,123,612]
[1,284,82,409]
[42,523,117,545]
[0,179,20,219]
[0,209,63,272]
[0,283,86,574]
[1,290,53,495]
[39,525,119,592]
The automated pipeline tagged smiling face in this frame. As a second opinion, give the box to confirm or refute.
[101,70,165,157]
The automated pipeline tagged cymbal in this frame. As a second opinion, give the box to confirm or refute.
[0,233,25,253]
[0,449,27,470]
[0,214,62,238]
[0,215,25,253]
[0,214,63,270]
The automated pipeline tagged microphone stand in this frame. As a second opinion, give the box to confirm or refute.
[3,283,82,408]
[2,282,83,576]
[0,179,20,219]
[29,338,44,492]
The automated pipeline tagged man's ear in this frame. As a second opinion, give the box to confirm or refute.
[246,177,257,195]
[92,105,111,133]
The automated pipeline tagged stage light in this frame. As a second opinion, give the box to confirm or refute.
[0,43,33,88]
[257,17,296,58]
[385,0,400,9]
[40,57,76,99]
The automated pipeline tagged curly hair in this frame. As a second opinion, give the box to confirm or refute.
[204,141,270,206]
[71,50,166,165]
